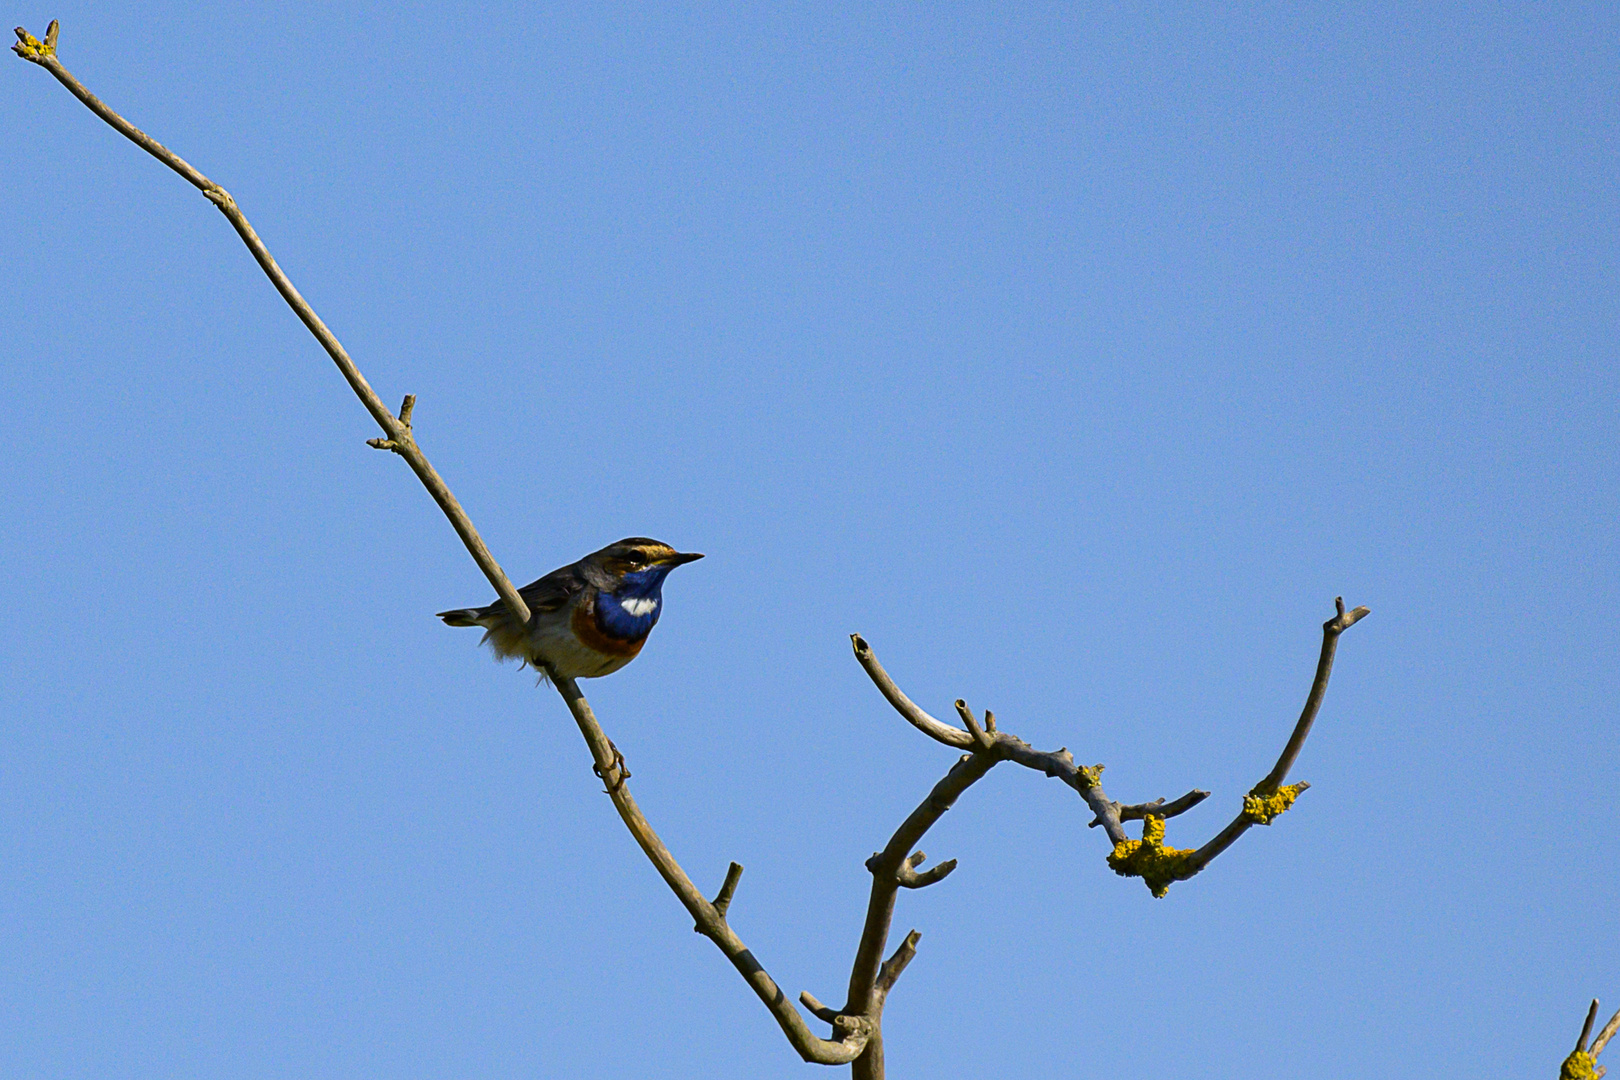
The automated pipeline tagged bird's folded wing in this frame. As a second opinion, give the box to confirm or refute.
[514,564,587,614]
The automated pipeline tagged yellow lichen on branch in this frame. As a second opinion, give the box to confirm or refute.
[1561,1050,1598,1080]
[1243,781,1308,825]
[1107,815,1194,898]
[11,21,59,62]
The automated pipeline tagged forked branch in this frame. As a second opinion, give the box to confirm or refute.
[1562,997,1620,1080]
[852,595,1369,897]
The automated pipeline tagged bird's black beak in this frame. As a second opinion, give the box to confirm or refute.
[667,551,705,566]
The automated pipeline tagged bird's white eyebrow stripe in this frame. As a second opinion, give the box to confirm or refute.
[620,597,658,616]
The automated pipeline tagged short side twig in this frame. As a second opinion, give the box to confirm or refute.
[1580,1000,1602,1054]
[1114,790,1212,824]
[893,851,957,889]
[875,930,921,999]
[710,862,744,921]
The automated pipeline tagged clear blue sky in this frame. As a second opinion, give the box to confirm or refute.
[2,4,1615,1077]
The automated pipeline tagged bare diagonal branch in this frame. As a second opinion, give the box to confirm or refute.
[1594,1003,1620,1056]
[551,678,869,1066]
[12,23,531,625]
[841,748,999,1080]
[848,750,998,1020]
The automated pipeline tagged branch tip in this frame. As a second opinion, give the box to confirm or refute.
[12,24,55,61]
[896,851,958,889]
[1580,1000,1601,1053]
[876,929,922,994]
[956,700,994,752]
[799,990,840,1025]
[398,393,415,427]
[1327,598,1371,634]
[853,636,977,750]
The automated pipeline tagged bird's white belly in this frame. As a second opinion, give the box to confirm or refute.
[525,616,634,679]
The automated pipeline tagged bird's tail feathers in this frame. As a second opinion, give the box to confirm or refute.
[437,608,485,627]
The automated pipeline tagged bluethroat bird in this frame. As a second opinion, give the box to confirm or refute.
[437,537,704,680]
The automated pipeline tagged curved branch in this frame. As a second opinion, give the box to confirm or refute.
[12,24,531,625]
[853,638,1141,845]
[1179,598,1369,877]
[854,600,1368,895]
[851,635,974,749]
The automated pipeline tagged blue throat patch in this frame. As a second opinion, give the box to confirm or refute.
[595,566,669,641]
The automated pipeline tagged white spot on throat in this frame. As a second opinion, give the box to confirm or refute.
[620,596,659,617]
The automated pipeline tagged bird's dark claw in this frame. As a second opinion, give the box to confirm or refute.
[594,739,630,794]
